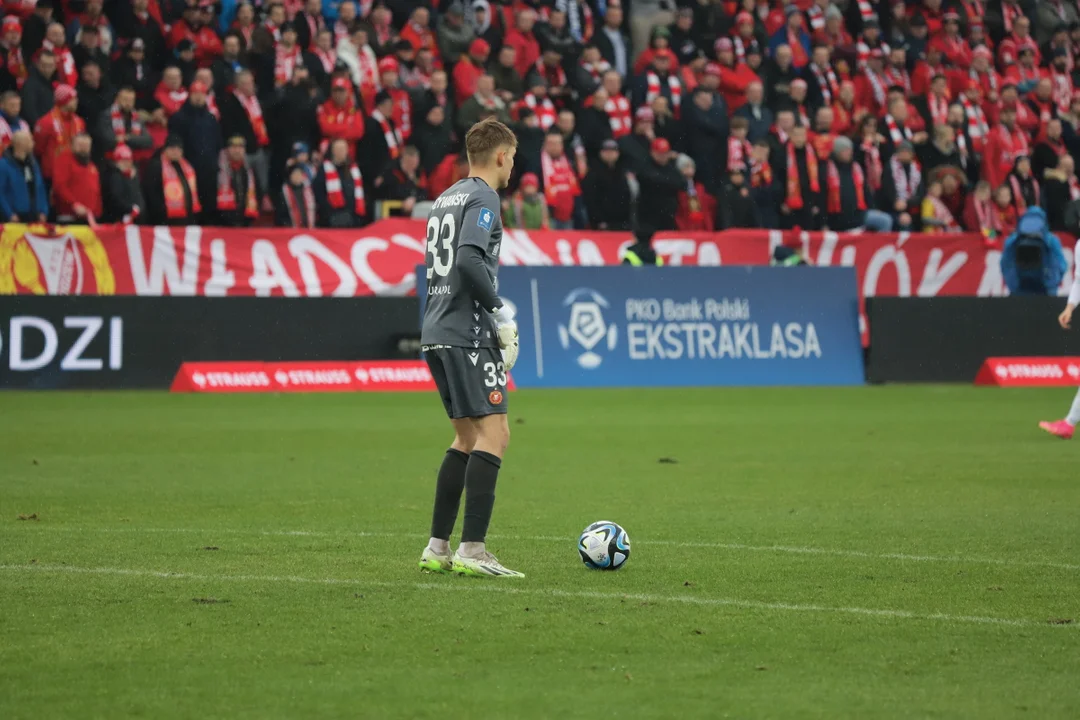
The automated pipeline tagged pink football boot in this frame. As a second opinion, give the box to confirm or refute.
[1039,420,1075,439]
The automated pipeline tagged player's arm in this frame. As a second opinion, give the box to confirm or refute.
[1061,267,1080,329]
[458,194,519,368]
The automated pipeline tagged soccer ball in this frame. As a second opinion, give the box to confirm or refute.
[578,521,631,570]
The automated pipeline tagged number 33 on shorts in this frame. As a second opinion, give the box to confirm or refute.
[483,360,507,404]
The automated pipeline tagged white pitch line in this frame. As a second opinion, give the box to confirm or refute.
[0,563,1062,629]
[16,526,1080,572]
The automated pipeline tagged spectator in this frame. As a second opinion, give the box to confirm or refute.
[633,49,681,119]
[95,85,153,162]
[43,21,77,88]
[855,48,889,117]
[279,162,317,228]
[113,40,156,105]
[594,3,629,79]
[963,180,1001,243]
[683,86,726,193]
[734,81,774,143]
[72,24,109,76]
[20,0,51,63]
[490,46,523,105]
[211,33,245,93]
[400,6,437,56]
[763,44,797,112]
[504,9,540,78]
[318,75,365,151]
[714,42,758,114]
[337,24,377,105]
[770,9,810,68]
[1033,118,1067,181]
[378,56,412,140]
[101,144,144,224]
[674,154,715,231]
[21,50,56,129]
[537,8,578,62]
[265,21,303,90]
[413,101,452,176]
[144,135,202,225]
[1044,154,1080,233]
[75,61,114,131]
[221,69,271,198]
[294,0,326,51]
[170,0,224,68]
[635,136,681,231]
[803,44,840,115]
[0,91,28,153]
[539,131,580,230]
[154,66,190,120]
[581,139,631,231]
[575,45,610,97]
[52,132,102,223]
[375,144,427,217]
[458,73,510,134]
[915,73,952,131]
[535,43,571,112]
[789,78,811,128]
[437,3,474,65]
[216,135,259,226]
[921,178,962,233]
[452,38,489,106]
[881,140,922,231]
[0,129,47,222]
[882,95,923,160]
[718,164,763,230]
[33,83,84,182]
[1007,155,1040,213]
[168,80,222,215]
[1037,2,1079,45]
[983,104,1029,189]
[502,171,548,229]
[668,7,699,66]
[622,227,663,266]
[921,124,963,178]
[315,137,366,227]
[0,16,26,94]
[360,89,403,190]
[779,124,822,230]
[114,0,167,71]
[992,184,1018,237]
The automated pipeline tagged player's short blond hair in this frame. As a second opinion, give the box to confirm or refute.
[465,118,517,166]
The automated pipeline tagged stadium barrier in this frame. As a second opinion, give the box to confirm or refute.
[866,297,1080,383]
[0,296,418,389]
[420,266,865,388]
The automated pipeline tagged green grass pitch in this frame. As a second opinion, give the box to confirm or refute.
[1,387,1079,719]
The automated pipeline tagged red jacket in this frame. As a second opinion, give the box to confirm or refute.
[52,150,102,219]
[504,28,540,78]
[676,183,716,231]
[452,58,485,106]
[718,62,760,112]
[317,99,365,151]
[928,34,972,70]
[32,108,85,180]
[981,124,1030,189]
[169,20,223,67]
[400,22,437,56]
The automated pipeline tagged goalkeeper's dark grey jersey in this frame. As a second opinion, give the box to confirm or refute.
[420,177,503,349]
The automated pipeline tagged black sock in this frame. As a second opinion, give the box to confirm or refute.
[429,449,469,541]
[460,451,501,543]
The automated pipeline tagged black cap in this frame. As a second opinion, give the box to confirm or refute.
[863,14,879,29]
[281,21,297,34]
[601,139,619,151]
[177,39,195,52]
[165,134,184,149]
[374,89,392,105]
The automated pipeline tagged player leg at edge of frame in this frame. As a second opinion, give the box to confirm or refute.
[419,418,477,573]
[1039,301,1078,439]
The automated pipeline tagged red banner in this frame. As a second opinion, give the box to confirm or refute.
[171,360,517,393]
[2,221,1074,299]
[974,357,1080,386]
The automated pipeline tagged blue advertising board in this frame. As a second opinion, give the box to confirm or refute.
[418,266,864,387]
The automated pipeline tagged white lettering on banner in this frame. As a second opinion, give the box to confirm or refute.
[814,232,840,266]
[354,365,433,383]
[696,242,721,265]
[203,371,271,387]
[290,235,358,296]
[652,239,698,266]
[6,316,122,371]
[918,248,969,296]
[977,250,1007,296]
[206,238,236,296]
[126,224,201,295]
[862,245,912,297]
[500,230,554,266]
[275,369,352,385]
[627,322,820,360]
[351,238,411,295]
[625,299,661,321]
[997,363,1065,379]
[250,239,301,296]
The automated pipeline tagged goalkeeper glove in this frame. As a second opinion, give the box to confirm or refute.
[491,302,519,371]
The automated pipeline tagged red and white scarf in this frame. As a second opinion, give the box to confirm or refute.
[0,112,27,148]
[861,139,883,191]
[961,95,989,140]
[885,66,911,95]
[42,39,76,86]
[162,158,201,218]
[371,109,402,159]
[524,93,557,130]
[283,182,316,227]
[956,132,969,166]
[646,72,682,116]
[323,160,365,215]
[1051,67,1074,115]
[1001,1,1022,34]
[890,156,921,205]
[301,11,324,49]
[264,20,282,44]
[313,47,337,74]
[1000,123,1029,160]
[1009,173,1040,213]
[733,35,751,64]
[216,153,258,218]
[884,114,912,144]
[205,91,220,120]
[235,90,269,147]
[333,19,351,46]
[970,67,998,93]
[809,62,839,105]
[926,195,960,231]
[4,43,25,88]
[750,157,773,188]
[856,41,889,70]
[727,136,751,172]
[826,161,866,213]
[807,4,826,31]
[536,58,568,90]
[785,142,819,210]
[274,44,302,86]
[865,68,889,108]
[973,195,1000,235]
[857,0,876,22]
[580,59,612,83]
[928,93,949,127]
[604,95,632,138]
[109,104,141,145]
[389,88,412,140]
[540,150,581,222]
[1069,174,1080,201]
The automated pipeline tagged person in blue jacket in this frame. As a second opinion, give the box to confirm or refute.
[0,130,49,223]
[1000,206,1068,295]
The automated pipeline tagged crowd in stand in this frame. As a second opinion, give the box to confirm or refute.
[1,0,1080,240]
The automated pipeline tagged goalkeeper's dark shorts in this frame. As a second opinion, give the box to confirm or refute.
[422,345,509,419]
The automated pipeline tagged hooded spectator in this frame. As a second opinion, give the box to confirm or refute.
[278,162,317,228]
[718,163,764,230]
[0,129,47,222]
[502,171,548,230]
[32,82,84,181]
[452,37,489,105]
[581,139,632,231]
[437,3,475,65]
[101,143,144,224]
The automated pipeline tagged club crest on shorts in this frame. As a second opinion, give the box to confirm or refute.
[477,208,494,231]
[488,390,503,405]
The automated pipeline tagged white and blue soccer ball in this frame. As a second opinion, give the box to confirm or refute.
[578,521,631,570]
